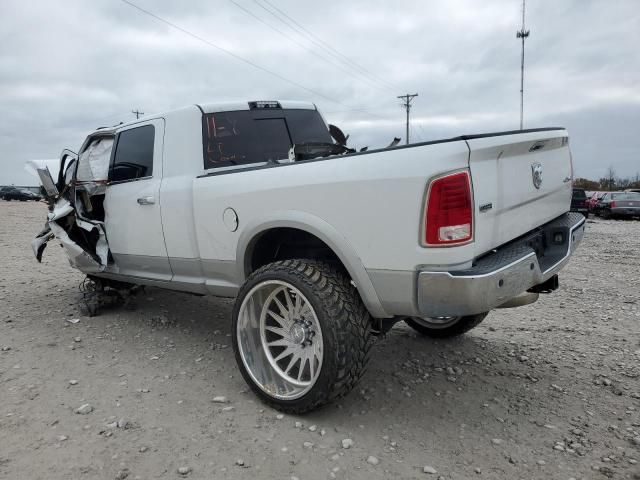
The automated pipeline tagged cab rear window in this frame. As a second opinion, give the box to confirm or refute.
[202,109,331,169]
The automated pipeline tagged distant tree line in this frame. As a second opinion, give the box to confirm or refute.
[574,166,640,191]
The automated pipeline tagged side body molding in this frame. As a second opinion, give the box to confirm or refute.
[235,210,391,319]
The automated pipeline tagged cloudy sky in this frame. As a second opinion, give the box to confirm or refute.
[1,0,638,185]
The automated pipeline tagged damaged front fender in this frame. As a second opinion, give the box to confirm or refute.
[48,220,105,273]
[29,139,115,274]
[31,225,54,262]
[32,198,110,273]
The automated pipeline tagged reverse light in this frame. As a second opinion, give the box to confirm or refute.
[424,171,473,246]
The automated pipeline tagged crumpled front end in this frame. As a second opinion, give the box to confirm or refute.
[27,136,115,274]
[32,198,109,273]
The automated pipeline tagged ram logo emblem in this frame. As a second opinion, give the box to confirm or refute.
[531,162,543,189]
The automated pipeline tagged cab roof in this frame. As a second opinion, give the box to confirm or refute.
[198,100,317,114]
[92,100,318,134]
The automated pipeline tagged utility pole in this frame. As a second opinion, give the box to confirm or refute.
[516,0,530,130]
[397,93,418,145]
[132,109,144,119]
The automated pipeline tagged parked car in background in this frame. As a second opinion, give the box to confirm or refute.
[0,186,41,201]
[570,188,588,217]
[594,192,640,219]
[625,188,640,194]
[586,191,608,213]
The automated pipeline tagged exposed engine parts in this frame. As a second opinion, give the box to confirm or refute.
[78,276,143,317]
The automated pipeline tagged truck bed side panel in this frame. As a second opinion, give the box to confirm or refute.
[192,141,472,274]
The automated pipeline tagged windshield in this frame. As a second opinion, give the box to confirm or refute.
[202,108,332,169]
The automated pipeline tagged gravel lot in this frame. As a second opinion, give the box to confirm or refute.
[1,201,639,480]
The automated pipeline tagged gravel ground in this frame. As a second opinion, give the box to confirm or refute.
[1,201,639,480]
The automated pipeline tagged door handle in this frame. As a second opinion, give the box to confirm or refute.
[137,196,155,205]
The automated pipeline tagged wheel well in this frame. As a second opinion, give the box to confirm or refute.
[246,228,347,277]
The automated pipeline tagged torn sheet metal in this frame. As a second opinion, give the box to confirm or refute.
[49,199,75,221]
[48,220,104,273]
[31,225,54,262]
[24,158,61,182]
[76,218,110,266]
[32,196,110,272]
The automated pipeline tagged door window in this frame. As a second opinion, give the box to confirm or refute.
[110,125,155,182]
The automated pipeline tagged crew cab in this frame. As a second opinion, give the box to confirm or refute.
[31,100,585,412]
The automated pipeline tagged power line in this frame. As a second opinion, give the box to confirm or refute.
[228,0,389,93]
[132,109,144,119]
[322,108,389,121]
[324,107,386,114]
[253,0,399,92]
[258,0,400,91]
[119,0,349,108]
[397,93,418,145]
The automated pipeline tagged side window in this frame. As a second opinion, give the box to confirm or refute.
[110,125,155,182]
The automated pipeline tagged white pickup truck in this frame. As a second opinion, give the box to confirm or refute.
[31,100,585,412]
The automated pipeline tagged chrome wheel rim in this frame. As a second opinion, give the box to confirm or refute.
[411,316,461,329]
[236,280,323,400]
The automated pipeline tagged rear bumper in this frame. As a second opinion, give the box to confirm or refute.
[610,207,640,216]
[416,212,586,317]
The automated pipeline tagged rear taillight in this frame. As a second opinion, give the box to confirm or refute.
[424,171,473,246]
[610,201,617,208]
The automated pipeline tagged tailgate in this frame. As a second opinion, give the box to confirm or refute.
[466,129,572,256]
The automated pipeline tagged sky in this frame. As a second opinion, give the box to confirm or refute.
[1,0,638,185]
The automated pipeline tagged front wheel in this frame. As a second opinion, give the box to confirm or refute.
[232,259,373,413]
[405,313,488,338]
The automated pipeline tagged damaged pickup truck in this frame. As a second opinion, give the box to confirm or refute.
[32,100,585,413]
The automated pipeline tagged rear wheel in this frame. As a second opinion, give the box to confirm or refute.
[232,259,373,413]
[405,313,488,338]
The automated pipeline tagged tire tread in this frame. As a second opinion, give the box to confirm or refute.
[232,259,373,413]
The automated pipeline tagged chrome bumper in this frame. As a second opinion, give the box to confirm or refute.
[417,212,586,317]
